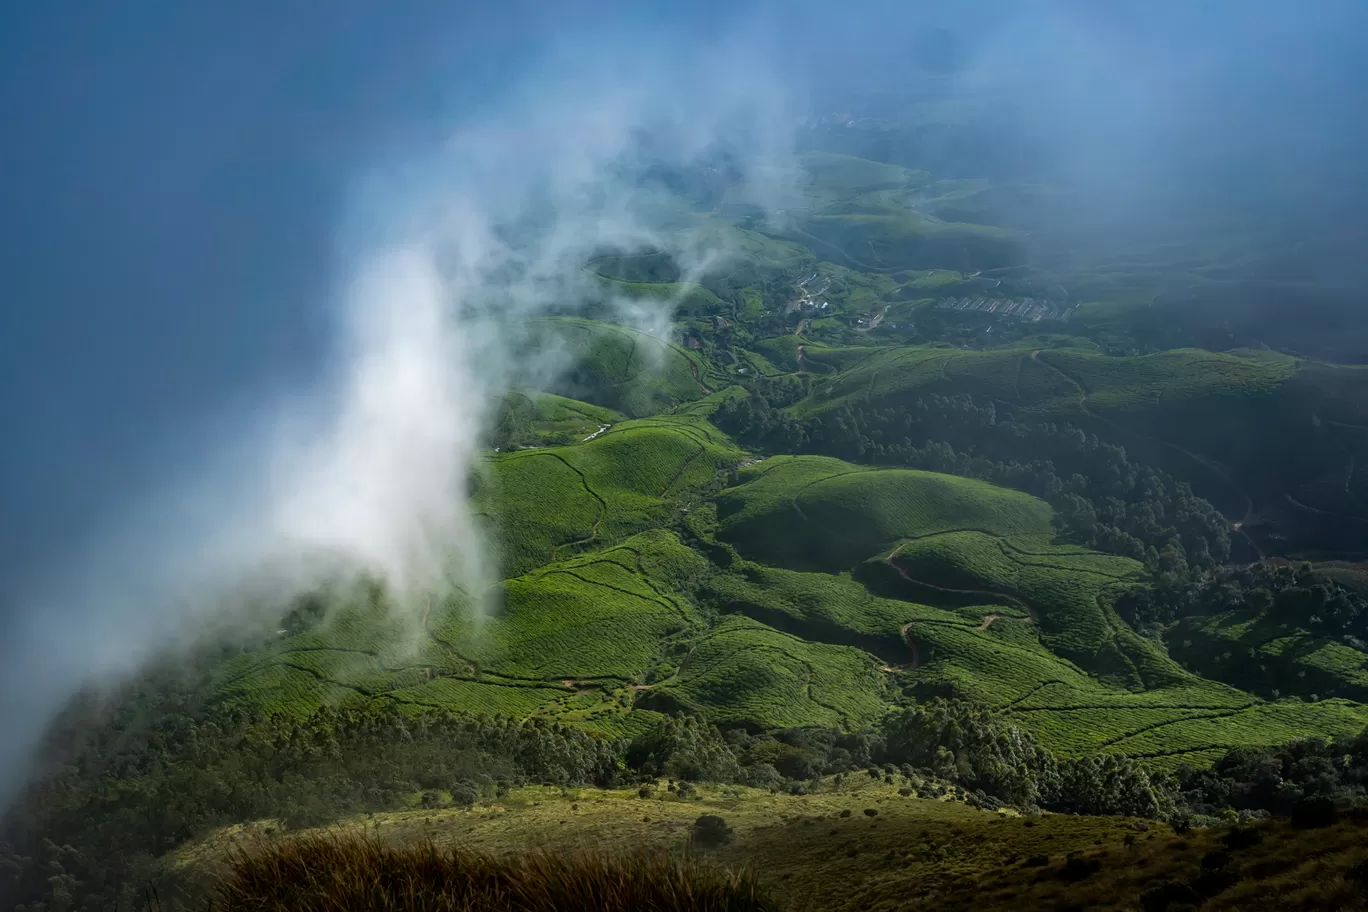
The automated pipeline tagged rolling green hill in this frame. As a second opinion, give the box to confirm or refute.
[783,213,1024,273]
[785,342,1368,556]
[483,413,743,576]
[213,530,709,738]
[529,316,716,417]
[492,391,621,449]
[1033,347,1297,414]
[715,455,1051,570]
[698,538,1368,770]
[791,344,1083,418]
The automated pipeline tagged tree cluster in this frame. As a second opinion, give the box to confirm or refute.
[1,703,625,912]
[1176,729,1368,824]
[632,701,1176,820]
[9,684,1368,911]
[1118,560,1368,641]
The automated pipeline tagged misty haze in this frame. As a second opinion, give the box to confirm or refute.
[3,2,1368,910]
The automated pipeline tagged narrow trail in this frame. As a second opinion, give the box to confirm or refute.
[1281,487,1368,526]
[878,546,1032,668]
[884,542,1036,618]
[1030,349,1266,560]
[782,224,898,273]
[881,622,922,672]
[688,360,714,394]
[550,515,603,562]
[418,597,474,679]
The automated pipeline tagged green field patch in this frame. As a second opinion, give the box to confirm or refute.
[715,455,1051,571]
[443,531,709,682]
[387,677,570,717]
[1103,699,1368,771]
[784,212,1024,273]
[798,152,923,193]
[529,316,711,417]
[753,336,884,374]
[1034,348,1297,414]
[691,549,1322,770]
[792,345,1068,417]
[592,276,724,317]
[485,414,741,575]
[704,559,965,667]
[212,532,708,726]
[214,664,373,718]
[493,391,621,448]
[865,530,1157,683]
[647,615,889,730]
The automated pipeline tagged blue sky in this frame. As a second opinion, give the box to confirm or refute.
[0,2,731,587]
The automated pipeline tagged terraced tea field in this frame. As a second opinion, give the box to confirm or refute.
[483,412,742,576]
[1033,348,1297,415]
[645,614,891,730]
[792,344,1082,417]
[528,316,718,416]
[215,531,704,733]
[715,455,1051,570]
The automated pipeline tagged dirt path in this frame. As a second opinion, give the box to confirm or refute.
[880,622,922,672]
[688,360,714,394]
[783,224,897,273]
[884,543,1035,618]
[550,515,602,562]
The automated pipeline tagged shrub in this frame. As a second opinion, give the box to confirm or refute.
[744,763,784,791]
[691,815,732,848]
[1291,794,1339,829]
[1222,827,1262,850]
[1141,881,1202,912]
[1058,856,1101,882]
[451,781,481,809]
[628,716,741,783]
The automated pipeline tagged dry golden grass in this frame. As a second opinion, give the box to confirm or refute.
[177,781,1368,911]
[214,832,779,912]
